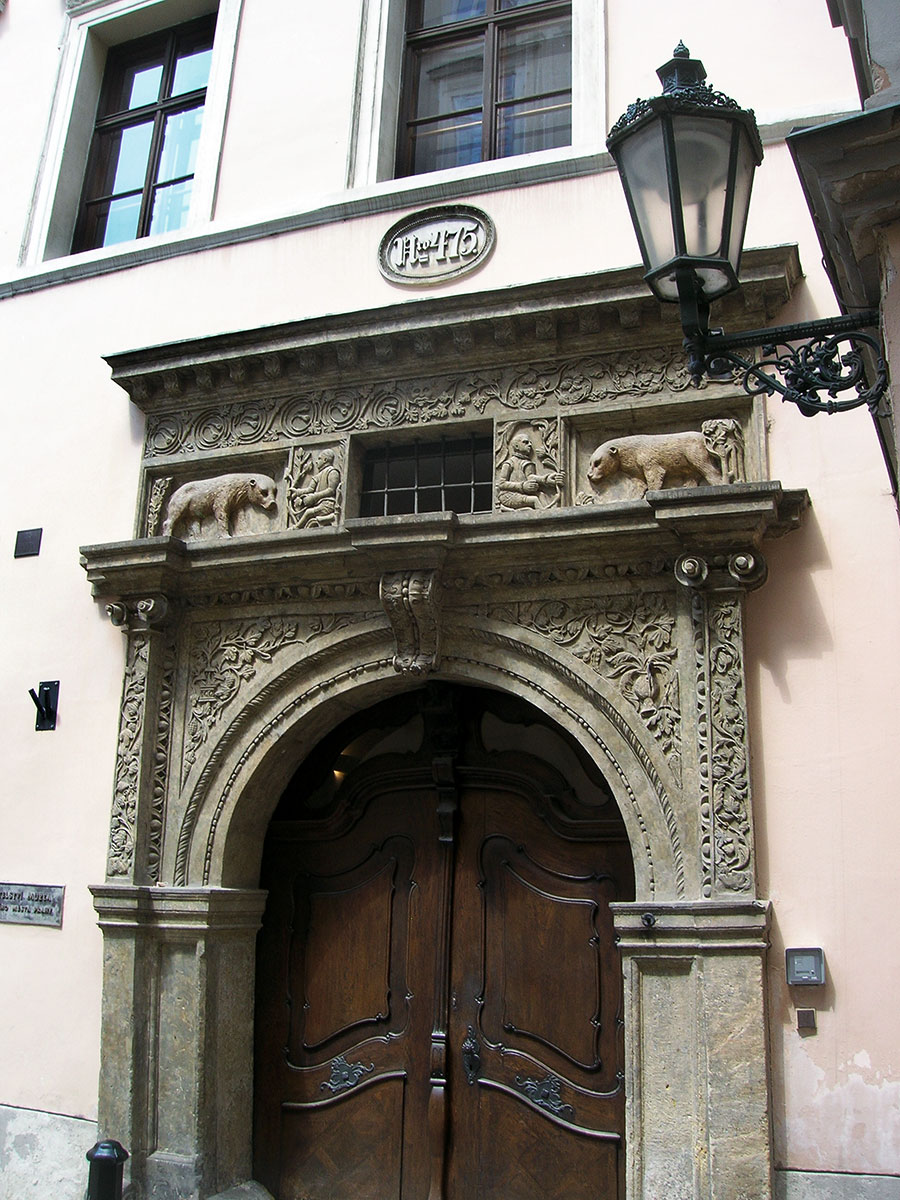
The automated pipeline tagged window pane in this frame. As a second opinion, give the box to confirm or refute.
[417,487,443,512]
[157,106,205,181]
[172,47,213,95]
[497,95,571,156]
[417,0,486,28]
[387,455,416,489]
[413,39,484,121]
[387,490,416,516]
[84,193,143,248]
[101,121,154,194]
[125,64,164,109]
[498,16,571,101]
[409,113,483,173]
[418,454,442,486]
[149,179,193,234]
[445,450,474,484]
[444,484,473,512]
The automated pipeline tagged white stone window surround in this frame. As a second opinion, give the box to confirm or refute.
[20,0,244,267]
[347,0,608,187]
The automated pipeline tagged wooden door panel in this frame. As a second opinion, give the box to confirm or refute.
[446,785,627,1199]
[466,1087,620,1200]
[289,836,414,1055]
[255,792,438,1199]
[280,1077,406,1200]
[480,835,605,1071]
[256,702,632,1200]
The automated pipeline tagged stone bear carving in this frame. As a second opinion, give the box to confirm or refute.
[162,473,278,538]
[587,431,723,497]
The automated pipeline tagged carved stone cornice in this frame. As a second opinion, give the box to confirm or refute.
[80,484,808,606]
[104,250,801,412]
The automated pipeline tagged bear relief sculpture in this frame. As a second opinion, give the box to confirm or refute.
[161,473,278,538]
[586,420,744,502]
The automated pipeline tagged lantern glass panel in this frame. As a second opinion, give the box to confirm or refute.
[671,114,733,260]
[616,119,675,273]
[726,125,757,271]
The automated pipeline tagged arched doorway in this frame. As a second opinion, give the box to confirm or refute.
[252,683,635,1200]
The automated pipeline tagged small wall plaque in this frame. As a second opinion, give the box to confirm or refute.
[378,205,495,285]
[0,883,65,928]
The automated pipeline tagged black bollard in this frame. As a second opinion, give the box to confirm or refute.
[86,1140,129,1200]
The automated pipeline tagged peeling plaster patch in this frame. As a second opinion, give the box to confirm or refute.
[782,1037,900,1174]
[0,1105,97,1200]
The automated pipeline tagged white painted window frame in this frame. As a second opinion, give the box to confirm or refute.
[347,0,608,189]
[20,0,243,266]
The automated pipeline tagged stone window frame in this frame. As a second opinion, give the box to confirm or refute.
[20,0,243,267]
[348,0,606,186]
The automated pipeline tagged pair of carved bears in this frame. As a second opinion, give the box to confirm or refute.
[159,423,741,537]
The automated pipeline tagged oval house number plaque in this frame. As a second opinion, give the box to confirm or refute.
[379,205,495,285]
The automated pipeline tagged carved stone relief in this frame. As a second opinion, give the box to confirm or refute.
[146,476,172,536]
[183,614,355,777]
[107,635,149,879]
[142,349,698,458]
[380,570,442,674]
[161,472,279,539]
[486,594,682,781]
[583,421,745,503]
[495,420,563,512]
[285,445,342,529]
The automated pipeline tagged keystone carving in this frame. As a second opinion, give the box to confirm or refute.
[380,570,442,674]
[285,445,342,529]
[586,421,745,501]
[162,472,278,539]
[495,421,563,512]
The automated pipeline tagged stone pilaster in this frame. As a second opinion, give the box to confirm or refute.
[613,900,773,1200]
[91,886,266,1200]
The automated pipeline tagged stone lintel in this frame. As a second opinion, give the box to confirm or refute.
[80,484,808,604]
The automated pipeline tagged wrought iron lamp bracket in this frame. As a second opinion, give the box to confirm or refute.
[676,271,888,417]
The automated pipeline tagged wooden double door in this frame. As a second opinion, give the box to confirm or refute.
[254,691,633,1200]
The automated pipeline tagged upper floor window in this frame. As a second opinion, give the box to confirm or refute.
[397,0,572,177]
[72,15,216,253]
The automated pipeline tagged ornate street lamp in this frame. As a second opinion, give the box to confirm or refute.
[607,43,887,416]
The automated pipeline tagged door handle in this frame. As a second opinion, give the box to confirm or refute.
[462,1026,480,1085]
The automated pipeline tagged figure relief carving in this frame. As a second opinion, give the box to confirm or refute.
[107,636,150,878]
[285,445,342,529]
[692,591,754,895]
[584,421,745,502]
[488,594,681,778]
[495,422,564,512]
[380,570,442,675]
[162,472,278,539]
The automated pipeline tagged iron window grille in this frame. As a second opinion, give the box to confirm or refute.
[359,435,494,516]
[72,15,217,253]
[397,0,572,178]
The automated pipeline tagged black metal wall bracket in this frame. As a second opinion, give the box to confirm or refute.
[29,680,59,731]
[675,269,888,416]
